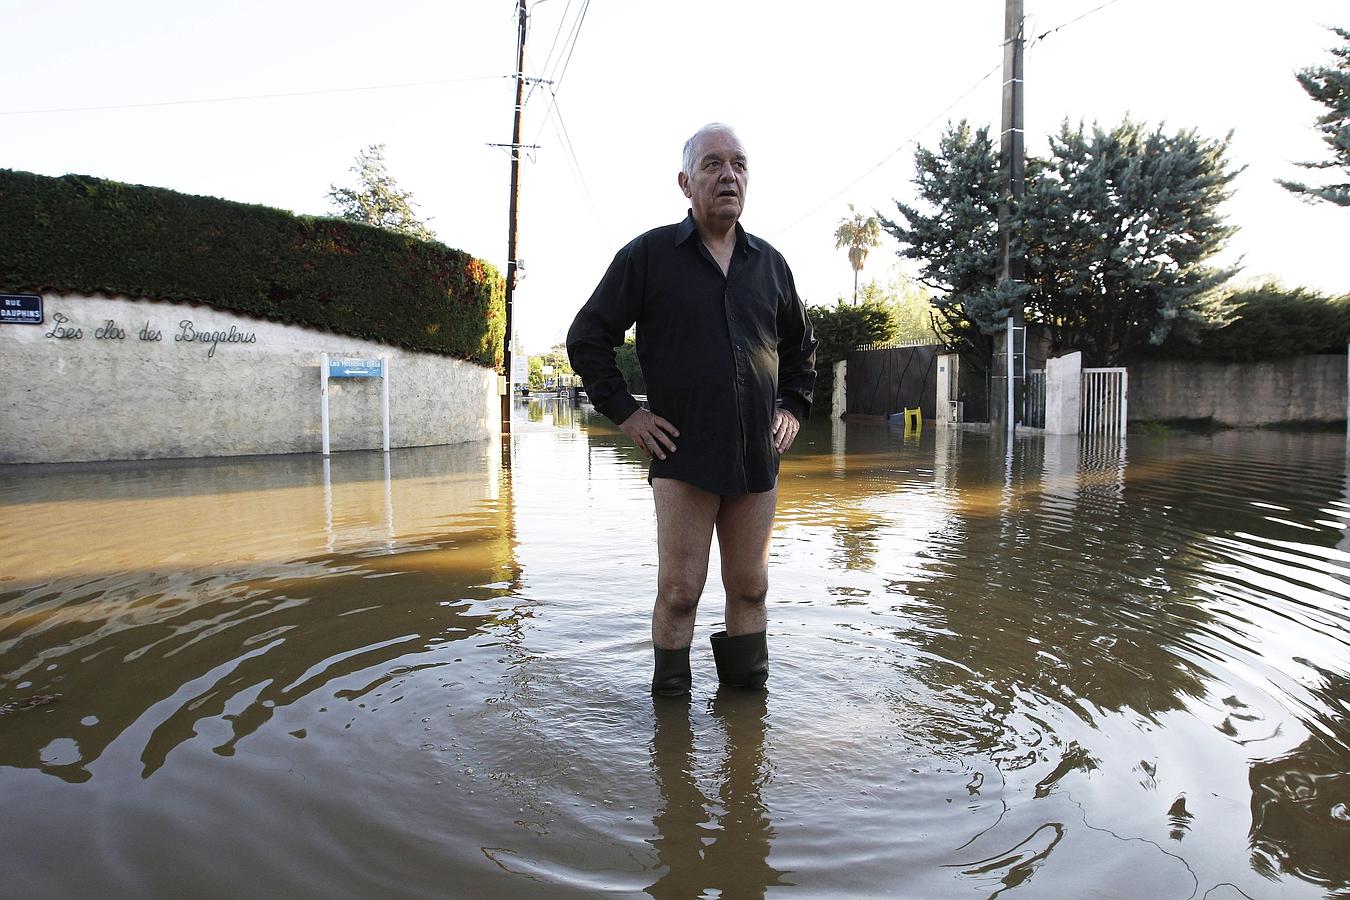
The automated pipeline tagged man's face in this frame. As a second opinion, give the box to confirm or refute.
[679,130,748,227]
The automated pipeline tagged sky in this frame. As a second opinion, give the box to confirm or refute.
[4,1,1347,355]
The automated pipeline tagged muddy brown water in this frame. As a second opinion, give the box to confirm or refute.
[2,399,1348,899]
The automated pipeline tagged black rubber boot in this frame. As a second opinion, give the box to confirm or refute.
[710,630,769,689]
[651,645,692,695]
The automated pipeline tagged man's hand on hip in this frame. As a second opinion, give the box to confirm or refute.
[772,409,800,454]
[620,409,680,460]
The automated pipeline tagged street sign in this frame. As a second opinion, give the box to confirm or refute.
[0,294,43,325]
[328,357,384,378]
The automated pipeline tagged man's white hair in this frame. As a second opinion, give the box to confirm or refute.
[681,123,742,177]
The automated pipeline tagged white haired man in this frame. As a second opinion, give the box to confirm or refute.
[567,123,817,695]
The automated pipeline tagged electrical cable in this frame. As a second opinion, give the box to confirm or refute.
[1028,0,1124,49]
[525,0,574,109]
[0,74,506,117]
[770,0,1127,239]
[548,89,611,250]
[769,59,1003,239]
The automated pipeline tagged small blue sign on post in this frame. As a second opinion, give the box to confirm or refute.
[328,357,384,378]
[0,294,43,325]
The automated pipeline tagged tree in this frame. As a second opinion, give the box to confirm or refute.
[880,121,1002,374]
[834,204,883,304]
[1151,280,1350,362]
[526,342,573,389]
[808,299,896,402]
[1022,119,1240,364]
[859,273,943,345]
[327,144,437,241]
[883,118,1241,368]
[1278,27,1350,207]
[615,338,646,395]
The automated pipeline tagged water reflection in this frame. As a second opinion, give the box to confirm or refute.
[647,692,787,898]
[3,409,1350,898]
[0,445,518,784]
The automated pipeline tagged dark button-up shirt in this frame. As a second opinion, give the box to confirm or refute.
[566,211,817,496]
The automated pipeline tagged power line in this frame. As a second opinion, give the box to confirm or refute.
[1028,0,1124,48]
[0,74,507,117]
[769,0,1127,239]
[550,0,591,99]
[528,0,591,146]
[548,89,610,250]
[524,0,574,109]
[769,59,1004,239]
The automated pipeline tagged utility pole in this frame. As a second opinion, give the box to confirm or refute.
[994,0,1025,439]
[500,0,528,466]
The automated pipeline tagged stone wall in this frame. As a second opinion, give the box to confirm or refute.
[1130,355,1346,426]
[1,293,500,464]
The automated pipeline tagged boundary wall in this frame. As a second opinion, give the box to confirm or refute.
[1,293,499,464]
[1129,355,1346,427]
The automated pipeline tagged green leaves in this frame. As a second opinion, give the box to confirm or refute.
[327,144,439,241]
[884,117,1241,368]
[1279,27,1350,207]
[0,169,504,368]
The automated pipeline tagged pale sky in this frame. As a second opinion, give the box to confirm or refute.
[4,1,1346,354]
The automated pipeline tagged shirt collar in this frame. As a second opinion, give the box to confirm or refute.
[675,210,762,254]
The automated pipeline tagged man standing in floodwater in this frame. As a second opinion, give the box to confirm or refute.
[566,123,817,695]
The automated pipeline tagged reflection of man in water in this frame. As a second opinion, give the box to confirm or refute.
[567,123,817,694]
[647,693,788,897]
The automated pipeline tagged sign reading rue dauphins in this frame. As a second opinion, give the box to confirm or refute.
[31,307,258,358]
[1,294,43,325]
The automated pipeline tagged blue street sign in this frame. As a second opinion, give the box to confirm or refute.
[1,294,43,325]
[329,357,384,378]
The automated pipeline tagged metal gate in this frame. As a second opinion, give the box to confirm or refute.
[1024,369,1045,428]
[1081,367,1128,434]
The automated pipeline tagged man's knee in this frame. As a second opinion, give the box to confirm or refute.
[657,579,703,618]
[725,576,768,608]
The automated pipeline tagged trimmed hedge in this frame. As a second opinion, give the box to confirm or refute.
[0,169,504,368]
[1147,282,1350,363]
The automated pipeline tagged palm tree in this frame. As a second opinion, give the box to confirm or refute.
[834,204,882,304]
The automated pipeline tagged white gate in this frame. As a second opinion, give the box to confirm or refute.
[1081,367,1128,434]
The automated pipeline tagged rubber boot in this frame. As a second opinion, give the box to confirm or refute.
[651,645,692,696]
[709,630,769,689]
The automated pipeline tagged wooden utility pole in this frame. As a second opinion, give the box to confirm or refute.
[994,0,1026,438]
[499,0,528,465]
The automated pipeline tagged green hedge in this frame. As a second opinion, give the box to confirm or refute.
[0,169,505,368]
[1148,282,1350,362]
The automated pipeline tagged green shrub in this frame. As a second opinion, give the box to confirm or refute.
[0,169,505,367]
[1148,281,1350,362]
[807,299,897,399]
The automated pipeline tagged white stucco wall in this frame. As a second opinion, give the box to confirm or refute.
[1,293,500,464]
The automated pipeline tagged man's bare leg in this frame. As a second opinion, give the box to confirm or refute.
[715,486,777,636]
[708,486,776,689]
[651,477,721,649]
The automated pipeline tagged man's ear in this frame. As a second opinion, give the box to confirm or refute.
[677,171,691,198]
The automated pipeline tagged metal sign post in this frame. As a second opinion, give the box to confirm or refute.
[320,352,389,456]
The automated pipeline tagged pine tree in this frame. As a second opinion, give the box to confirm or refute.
[883,118,1240,369]
[327,144,437,241]
[1022,119,1240,365]
[1278,27,1350,207]
[880,121,1003,373]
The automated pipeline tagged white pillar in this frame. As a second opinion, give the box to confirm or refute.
[381,354,391,453]
[1044,351,1082,435]
[832,359,847,420]
[320,351,331,456]
[936,354,956,423]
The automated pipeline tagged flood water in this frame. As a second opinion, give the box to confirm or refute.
[2,398,1349,899]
